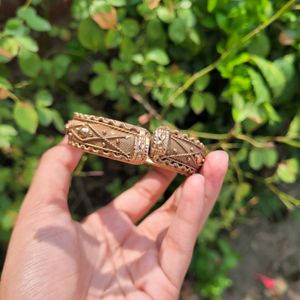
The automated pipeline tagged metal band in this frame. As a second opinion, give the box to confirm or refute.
[149,127,206,176]
[65,113,206,176]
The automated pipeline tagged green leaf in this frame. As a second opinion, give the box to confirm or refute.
[120,37,136,60]
[52,110,65,132]
[93,62,108,74]
[207,0,218,12]
[274,54,297,103]
[107,0,126,6]
[130,73,143,85]
[200,218,222,242]
[250,55,286,98]
[173,94,186,108]
[203,93,216,115]
[78,18,105,52]
[103,72,116,91]
[15,35,38,52]
[32,0,44,5]
[121,19,139,38]
[89,1,112,15]
[235,182,251,202]
[0,125,17,148]
[249,148,264,170]
[146,48,170,65]
[191,92,205,114]
[168,18,187,44]
[247,33,270,57]
[0,37,19,63]
[0,77,12,89]
[13,102,38,134]
[218,53,250,78]
[53,55,71,79]
[37,106,53,126]
[17,7,51,32]
[236,146,248,162]
[71,0,92,20]
[146,19,166,48]
[132,53,144,65]
[2,211,17,230]
[4,18,28,36]
[177,7,196,28]
[105,29,122,49]
[194,75,210,91]
[287,110,300,137]
[157,6,175,23]
[249,148,278,170]
[18,49,41,78]
[90,76,105,95]
[263,102,281,124]
[247,67,270,104]
[264,148,278,167]
[35,89,53,107]
[188,28,201,46]
[276,158,299,184]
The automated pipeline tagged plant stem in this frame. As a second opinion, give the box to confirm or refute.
[245,172,300,209]
[184,130,230,140]
[161,0,296,116]
[24,0,32,8]
[8,92,21,103]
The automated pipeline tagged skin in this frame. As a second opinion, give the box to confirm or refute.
[0,138,228,300]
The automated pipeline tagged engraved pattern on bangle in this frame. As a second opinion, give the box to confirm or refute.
[65,113,206,175]
[66,113,151,165]
[149,127,206,175]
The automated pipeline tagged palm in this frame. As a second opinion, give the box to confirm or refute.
[1,140,228,300]
[76,206,178,299]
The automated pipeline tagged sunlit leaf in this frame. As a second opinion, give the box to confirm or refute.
[15,35,38,52]
[18,49,41,78]
[287,110,300,137]
[168,18,187,44]
[250,55,286,98]
[35,89,53,107]
[78,18,105,51]
[191,92,205,115]
[17,7,51,32]
[0,125,17,148]
[146,48,170,65]
[247,67,270,104]
[13,102,38,134]
[276,158,299,184]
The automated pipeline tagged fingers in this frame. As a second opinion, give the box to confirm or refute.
[22,137,82,213]
[200,151,229,214]
[137,185,181,241]
[159,151,228,288]
[109,168,176,223]
[140,150,229,239]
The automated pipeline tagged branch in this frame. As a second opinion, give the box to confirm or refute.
[130,92,163,121]
[161,0,296,116]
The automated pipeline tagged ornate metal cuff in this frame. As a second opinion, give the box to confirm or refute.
[65,113,206,176]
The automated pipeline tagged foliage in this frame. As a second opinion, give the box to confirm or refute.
[1,0,300,298]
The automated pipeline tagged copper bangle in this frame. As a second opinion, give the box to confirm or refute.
[65,113,206,176]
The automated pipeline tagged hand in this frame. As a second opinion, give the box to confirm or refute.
[0,138,228,300]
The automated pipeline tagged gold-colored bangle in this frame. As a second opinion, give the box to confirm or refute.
[65,113,206,176]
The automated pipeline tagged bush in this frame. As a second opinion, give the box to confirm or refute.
[0,0,299,298]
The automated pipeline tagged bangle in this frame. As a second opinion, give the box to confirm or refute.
[65,113,206,176]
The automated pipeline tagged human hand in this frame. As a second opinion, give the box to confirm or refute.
[0,138,228,300]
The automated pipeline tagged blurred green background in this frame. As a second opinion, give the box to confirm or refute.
[1,0,300,299]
